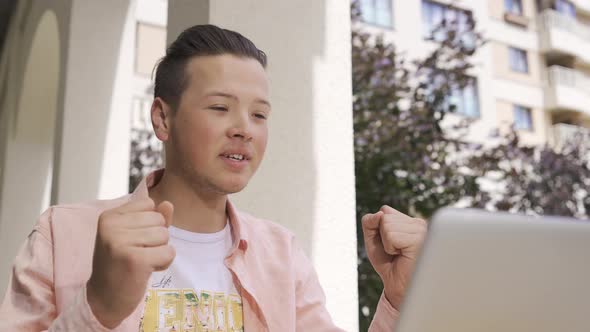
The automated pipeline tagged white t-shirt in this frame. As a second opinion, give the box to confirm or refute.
[139,222,244,332]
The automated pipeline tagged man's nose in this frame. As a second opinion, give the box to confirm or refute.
[227,111,253,141]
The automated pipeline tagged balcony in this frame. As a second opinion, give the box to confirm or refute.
[572,0,590,15]
[538,10,590,65]
[545,66,590,117]
[553,123,590,147]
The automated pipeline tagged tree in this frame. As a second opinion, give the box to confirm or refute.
[351,2,484,329]
[129,129,163,193]
[467,129,590,218]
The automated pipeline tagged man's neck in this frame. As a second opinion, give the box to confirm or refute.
[148,170,227,234]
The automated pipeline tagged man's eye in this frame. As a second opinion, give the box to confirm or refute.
[210,106,228,111]
[254,113,267,120]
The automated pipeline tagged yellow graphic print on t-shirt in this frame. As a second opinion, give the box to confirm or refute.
[139,288,243,332]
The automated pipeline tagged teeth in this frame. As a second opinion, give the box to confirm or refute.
[226,154,244,161]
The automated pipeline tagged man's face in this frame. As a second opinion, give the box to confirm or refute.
[165,54,270,195]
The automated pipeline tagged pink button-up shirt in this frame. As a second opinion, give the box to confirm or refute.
[0,170,398,331]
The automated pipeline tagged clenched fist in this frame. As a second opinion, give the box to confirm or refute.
[86,198,175,328]
[362,205,427,311]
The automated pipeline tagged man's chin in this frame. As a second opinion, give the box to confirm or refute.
[218,176,250,194]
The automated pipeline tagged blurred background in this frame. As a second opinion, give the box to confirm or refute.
[0,0,588,331]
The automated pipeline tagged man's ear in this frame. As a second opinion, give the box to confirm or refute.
[151,97,172,141]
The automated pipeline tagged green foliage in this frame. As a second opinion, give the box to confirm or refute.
[352,2,590,330]
[468,130,590,218]
[351,2,485,329]
[129,129,163,193]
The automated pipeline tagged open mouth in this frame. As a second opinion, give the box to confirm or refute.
[220,153,250,171]
[222,153,246,161]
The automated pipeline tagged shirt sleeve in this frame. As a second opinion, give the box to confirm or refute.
[292,237,344,332]
[368,292,400,332]
[292,238,399,332]
[0,208,111,332]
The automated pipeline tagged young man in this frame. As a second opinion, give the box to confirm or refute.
[0,25,426,331]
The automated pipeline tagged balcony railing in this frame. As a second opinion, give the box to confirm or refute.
[539,9,590,41]
[553,123,590,147]
[547,65,590,93]
[545,66,590,116]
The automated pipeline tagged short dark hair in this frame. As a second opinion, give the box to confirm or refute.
[154,24,267,110]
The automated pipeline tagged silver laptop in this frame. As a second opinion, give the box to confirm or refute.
[396,208,590,332]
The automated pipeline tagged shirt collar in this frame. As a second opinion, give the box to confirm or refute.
[130,168,249,252]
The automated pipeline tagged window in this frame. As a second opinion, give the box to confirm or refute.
[505,0,523,16]
[555,0,576,18]
[360,0,393,28]
[422,0,444,38]
[513,105,533,130]
[447,78,480,118]
[508,47,528,73]
[422,0,471,41]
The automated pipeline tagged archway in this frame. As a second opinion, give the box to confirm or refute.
[0,9,60,294]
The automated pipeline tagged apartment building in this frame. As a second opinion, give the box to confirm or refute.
[358,0,590,146]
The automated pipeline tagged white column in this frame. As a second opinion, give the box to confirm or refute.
[0,6,61,298]
[167,1,358,330]
[54,0,135,203]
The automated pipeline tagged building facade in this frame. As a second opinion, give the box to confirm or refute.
[359,0,590,146]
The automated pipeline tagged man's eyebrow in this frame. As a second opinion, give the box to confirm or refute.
[205,91,238,101]
[205,91,271,108]
[254,98,272,108]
